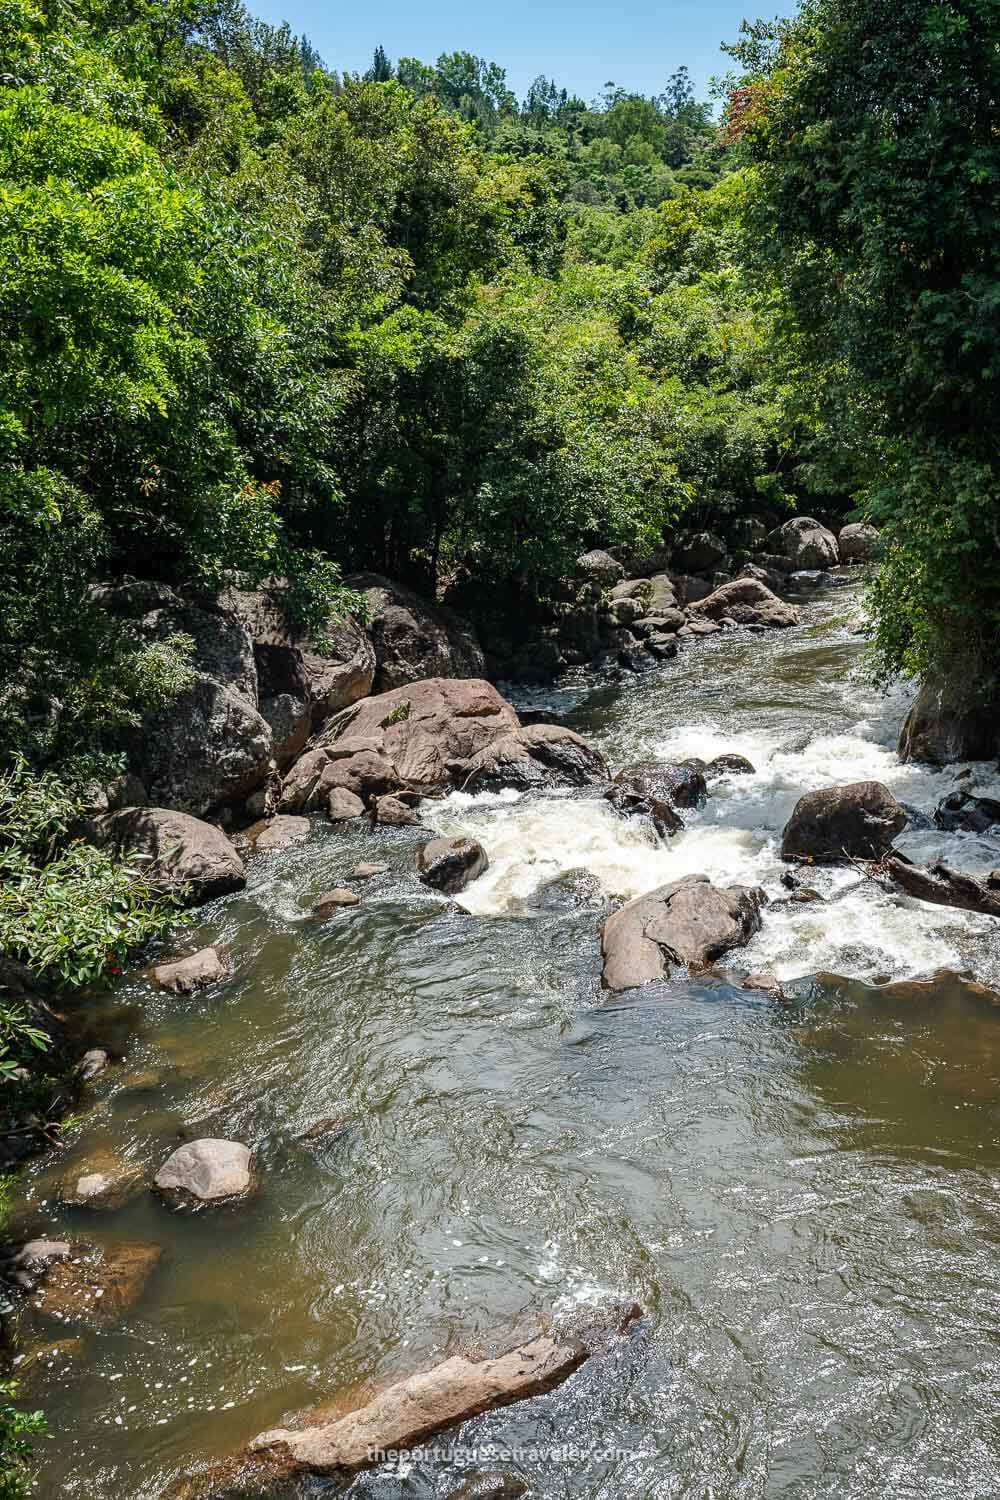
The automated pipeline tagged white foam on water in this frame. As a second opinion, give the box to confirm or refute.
[426,703,1000,984]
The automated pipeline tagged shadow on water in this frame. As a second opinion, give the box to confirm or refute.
[11,577,1000,1500]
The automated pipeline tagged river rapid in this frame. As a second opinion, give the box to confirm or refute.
[12,573,1000,1499]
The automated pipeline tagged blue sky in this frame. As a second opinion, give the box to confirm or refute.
[245,0,799,106]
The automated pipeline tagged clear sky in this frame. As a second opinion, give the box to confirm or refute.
[245,0,799,106]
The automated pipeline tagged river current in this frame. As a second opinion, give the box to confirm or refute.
[12,574,1000,1499]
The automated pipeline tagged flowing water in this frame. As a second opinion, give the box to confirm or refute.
[10,575,1000,1500]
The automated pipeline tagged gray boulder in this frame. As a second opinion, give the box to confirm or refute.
[345,573,483,692]
[576,549,626,586]
[154,1139,254,1209]
[672,531,727,574]
[838,522,881,563]
[769,516,839,569]
[601,874,766,991]
[781,782,907,863]
[417,836,488,894]
[132,672,273,817]
[737,562,787,594]
[614,760,707,809]
[86,807,246,905]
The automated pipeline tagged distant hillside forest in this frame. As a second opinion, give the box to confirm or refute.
[2,0,998,772]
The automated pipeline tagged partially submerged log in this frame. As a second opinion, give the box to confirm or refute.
[884,854,1000,918]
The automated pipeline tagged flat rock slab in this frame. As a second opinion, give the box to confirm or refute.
[251,816,311,852]
[602,874,766,992]
[155,1139,254,1209]
[153,946,232,995]
[311,889,360,917]
[30,1242,161,1326]
[251,1331,585,1475]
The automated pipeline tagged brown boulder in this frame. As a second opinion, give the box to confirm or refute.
[327,788,365,822]
[688,577,799,629]
[601,874,766,992]
[281,680,605,810]
[898,678,999,765]
[781,782,907,863]
[615,760,706,809]
[30,1242,161,1326]
[372,794,421,826]
[249,815,311,852]
[838,522,880,563]
[85,807,246,905]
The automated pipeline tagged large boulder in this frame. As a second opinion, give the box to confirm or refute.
[838,522,881,563]
[575,549,626,586]
[769,516,840,570]
[601,875,766,992]
[132,673,273,816]
[672,531,727,575]
[345,573,483,692]
[86,807,246,905]
[781,782,908,863]
[280,680,606,811]
[154,1139,255,1209]
[737,562,787,594]
[417,836,488,894]
[687,577,800,630]
[614,760,706,809]
[898,678,999,764]
[227,583,375,727]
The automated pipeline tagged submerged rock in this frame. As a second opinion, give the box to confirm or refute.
[3,1240,71,1293]
[604,783,684,839]
[296,1117,352,1146]
[705,753,755,778]
[353,862,389,879]
[86,807,246,905]
[781,782,907,864]
[601,874,766,992]
[687,577,800,630]
[154,1139,255,1209]
[417,836,489,894]
[30,1242,161,1326]
[57,1155,142,1211]
[152,946,232,996]
[446,1474,529,1500]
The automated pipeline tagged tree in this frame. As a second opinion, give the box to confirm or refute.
[366,44,392,82]
[732,0,1000,699]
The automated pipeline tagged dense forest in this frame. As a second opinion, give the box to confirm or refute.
[0,0,999,1483]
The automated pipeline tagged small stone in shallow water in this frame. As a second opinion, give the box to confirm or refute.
[77,1049,110,1082]
[353,862,389,879]
[152,946,231,995]
[311,888,360,917]
[446,1474,529,1499]
[297,1117,352,1146]
[742,972,784,996]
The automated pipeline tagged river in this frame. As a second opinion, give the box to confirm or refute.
[12,573,1000,1499]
